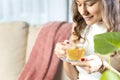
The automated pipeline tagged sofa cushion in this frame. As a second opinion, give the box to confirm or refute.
[0,21,29,80]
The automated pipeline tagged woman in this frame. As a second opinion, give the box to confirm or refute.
[54,0,120,80]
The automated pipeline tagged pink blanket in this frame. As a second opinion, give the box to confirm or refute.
[19,21,72,80]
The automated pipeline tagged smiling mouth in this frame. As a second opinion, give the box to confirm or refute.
[84,16,93,21]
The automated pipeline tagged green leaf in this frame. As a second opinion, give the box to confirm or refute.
[94,32,120,55]
[100,70,120,80]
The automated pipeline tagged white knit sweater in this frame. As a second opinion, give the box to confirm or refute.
[77,22,107,80]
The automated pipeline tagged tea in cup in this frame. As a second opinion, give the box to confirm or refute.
[66,46,84,62]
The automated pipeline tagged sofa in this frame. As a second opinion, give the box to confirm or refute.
[0,21,70,80]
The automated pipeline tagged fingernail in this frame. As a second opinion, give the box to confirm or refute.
[81,58,86,62]
[66,41,70,44]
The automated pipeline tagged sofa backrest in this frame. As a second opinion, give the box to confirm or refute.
[0,21,29,80]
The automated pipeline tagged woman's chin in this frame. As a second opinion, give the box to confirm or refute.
[86,22,94,26]
[85,19,103,26]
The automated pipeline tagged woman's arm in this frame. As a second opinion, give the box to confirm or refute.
[63,62,78,80]
[110,52,120,72]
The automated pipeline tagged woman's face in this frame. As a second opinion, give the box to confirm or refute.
[76,0,102,25]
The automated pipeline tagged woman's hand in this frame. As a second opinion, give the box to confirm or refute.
[54,40,70,60]
[55,40,79,80]
[70,55,103,73]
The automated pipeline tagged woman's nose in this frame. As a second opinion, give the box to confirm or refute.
[81,5,89,16]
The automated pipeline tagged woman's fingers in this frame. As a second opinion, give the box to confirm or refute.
[82,66,92,74]
[85,55,94,61]
[70,61,90,67]
[70,55,103,73]
[70,56,93,67]
[54,43,65,57]
[63,40,70,44]
[54,40,71,58]
[70,61,92,73]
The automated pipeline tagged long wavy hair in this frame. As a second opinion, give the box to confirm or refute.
[72,0,120,41]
